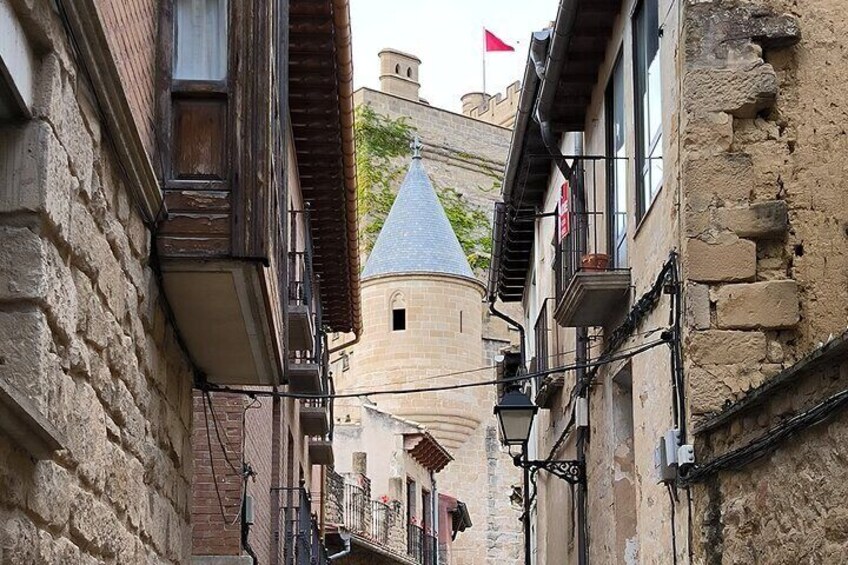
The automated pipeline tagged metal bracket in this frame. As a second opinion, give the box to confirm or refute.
[514,455,585,485]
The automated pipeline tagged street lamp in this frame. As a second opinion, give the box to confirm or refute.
[493,389,538,446]
[494,388,585,565]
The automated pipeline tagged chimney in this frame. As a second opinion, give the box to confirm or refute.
[378,48,421,101]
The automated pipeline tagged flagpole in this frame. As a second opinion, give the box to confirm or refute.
[482,27,487,94]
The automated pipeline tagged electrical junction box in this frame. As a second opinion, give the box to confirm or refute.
[678,444,695,467]
[245,494,255,525]
[653,428,680,484]
[574,396,588,428]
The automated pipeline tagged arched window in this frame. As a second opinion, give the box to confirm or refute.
[391,292,406,332]
[406,67,412,78]
[395,64,400,74]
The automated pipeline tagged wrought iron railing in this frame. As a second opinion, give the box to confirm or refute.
[553,157,630,302]
[325,469,409,559]
[280,485,329,565]
[407,523,437,565]
[534,300,550,375]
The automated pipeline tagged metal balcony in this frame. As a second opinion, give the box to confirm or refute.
[553,158,631,328]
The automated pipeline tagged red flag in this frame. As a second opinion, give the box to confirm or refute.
[485,29,515,52]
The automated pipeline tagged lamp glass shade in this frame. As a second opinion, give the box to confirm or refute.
[494,390,538,446]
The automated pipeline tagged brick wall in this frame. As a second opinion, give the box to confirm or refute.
[191,391,246,556]
[98,0,159,156]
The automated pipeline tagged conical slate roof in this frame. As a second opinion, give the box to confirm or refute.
[362,151,474,281]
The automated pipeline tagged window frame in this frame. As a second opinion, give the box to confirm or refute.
[605,50,628,269]
[632,0,663,220]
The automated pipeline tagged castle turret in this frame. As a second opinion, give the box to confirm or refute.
[354,139,485,451]
[378,48,421,101]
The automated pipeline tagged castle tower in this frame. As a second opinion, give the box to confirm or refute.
[378,48,421,101]
[337,140,522,564]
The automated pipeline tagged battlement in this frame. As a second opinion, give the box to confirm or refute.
[460,81,521,128]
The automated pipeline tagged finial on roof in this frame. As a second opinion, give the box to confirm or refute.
[410,135,423,159]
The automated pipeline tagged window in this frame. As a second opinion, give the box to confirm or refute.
[422,489,432,533]
[167,0,229,182]
[406,478,417,523]
[395,64,401,74]
[606,53,628,268]
[392,308,406,331]
[341,353,350,372]
[0,0,35,121]
[391,292,407,331]
[174,0,228,80]
[634,0,663,218]
[459,311,463,333]
[406,67,412,78]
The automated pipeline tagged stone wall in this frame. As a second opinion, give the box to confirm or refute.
[0,3,193,562]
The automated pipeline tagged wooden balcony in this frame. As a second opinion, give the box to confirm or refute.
[153,0,361,386]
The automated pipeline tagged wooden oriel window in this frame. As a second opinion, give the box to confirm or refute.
[165,0,229,184]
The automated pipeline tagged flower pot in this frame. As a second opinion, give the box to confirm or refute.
[581,253,610,272]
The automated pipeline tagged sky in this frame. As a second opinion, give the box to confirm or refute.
[349,0,557,113]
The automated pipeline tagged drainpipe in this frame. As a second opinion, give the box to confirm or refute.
[328,530,352,561]
[534,0,580,178]
[575,328,589,565]
[488,300,527,367]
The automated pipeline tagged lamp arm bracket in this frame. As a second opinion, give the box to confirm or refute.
[514,456,585,485]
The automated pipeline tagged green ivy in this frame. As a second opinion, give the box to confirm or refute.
[354,105,493,272]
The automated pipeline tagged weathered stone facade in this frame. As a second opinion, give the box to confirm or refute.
[491,0,848,563]
[0,2,193,562]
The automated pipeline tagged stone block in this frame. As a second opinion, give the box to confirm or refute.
[714,280,800,329]
[716,200,789,239]
[0,508,38,564]
[688,330,767,365]
[686,283,711,330]
[687,238,756,283]
[26,461,73,529]
[684,65,778,118]
[0,309,56,414]
[682,153,755,204]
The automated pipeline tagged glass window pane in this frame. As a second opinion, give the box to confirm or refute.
[174,0,228,80]
[635,0,663,214]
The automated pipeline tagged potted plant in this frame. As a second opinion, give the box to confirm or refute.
[581,252,610,271]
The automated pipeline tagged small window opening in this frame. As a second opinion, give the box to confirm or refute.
[395,64,400,74]
[406,67,412,78]
[392,308,406,331]
[459,311,463,333]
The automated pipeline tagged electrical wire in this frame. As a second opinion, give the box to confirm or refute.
[197,339,667,400]
[203,391,237,524]
[667,484,679,565]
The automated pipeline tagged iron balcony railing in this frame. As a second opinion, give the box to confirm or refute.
[553,157,630,302]
[534,300,550,375]
[289,209,324,363]
[325,469,409,559]
[407,523,436,565]
[281,485,329,565]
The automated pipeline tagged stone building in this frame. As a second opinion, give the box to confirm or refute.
[489,0,848,563]
[0,1,359,564]
[321,401,468,564]
[460,82,522,129]
[334,148,522,565]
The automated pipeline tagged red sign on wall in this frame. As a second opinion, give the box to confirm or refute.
[558,181,570,242]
